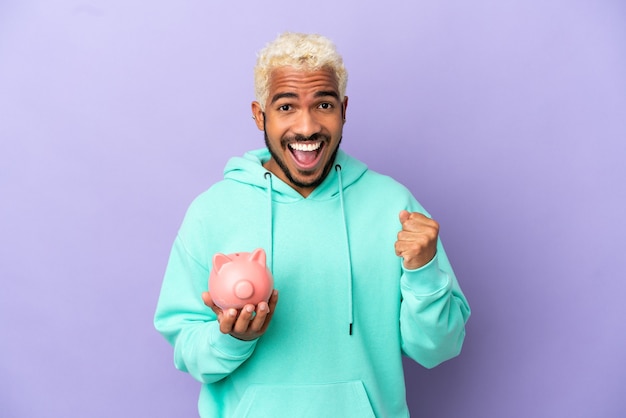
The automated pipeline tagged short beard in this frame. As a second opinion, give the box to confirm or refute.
[264,128,341,191]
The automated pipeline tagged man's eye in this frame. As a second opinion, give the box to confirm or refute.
[319,103,333,109]
[278,104,291,111]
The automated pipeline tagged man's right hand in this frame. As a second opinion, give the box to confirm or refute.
[202,290,279,341]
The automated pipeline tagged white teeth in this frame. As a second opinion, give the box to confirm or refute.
[289,142,321,152]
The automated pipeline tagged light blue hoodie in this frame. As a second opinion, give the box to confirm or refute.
[154,148,470,417]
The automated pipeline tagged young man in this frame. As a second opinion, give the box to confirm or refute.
[155,32,470,417]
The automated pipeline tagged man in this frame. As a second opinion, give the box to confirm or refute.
[155,32,470,417]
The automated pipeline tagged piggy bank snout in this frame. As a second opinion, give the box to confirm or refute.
[233,279,255,300]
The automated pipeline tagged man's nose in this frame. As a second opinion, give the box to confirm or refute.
[293,110,321,138]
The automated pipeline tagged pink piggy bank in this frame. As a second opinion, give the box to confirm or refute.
[208,248,274,310]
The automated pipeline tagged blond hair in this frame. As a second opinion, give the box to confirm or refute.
[254,32,348,109]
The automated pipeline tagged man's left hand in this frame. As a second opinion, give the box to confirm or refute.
[395,210,439,270]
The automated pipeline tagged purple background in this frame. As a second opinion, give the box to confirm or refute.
[1,1,625,417]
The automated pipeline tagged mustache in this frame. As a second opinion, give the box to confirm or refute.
[281,133,329,145]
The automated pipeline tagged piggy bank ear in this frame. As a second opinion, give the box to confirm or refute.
[212,253,232,272]
[249,248,266,266]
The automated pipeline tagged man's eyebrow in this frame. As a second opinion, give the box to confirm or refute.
[270,92,298,104]
[314,90,340,100]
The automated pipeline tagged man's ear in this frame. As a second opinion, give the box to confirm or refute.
[251,101,265,130]
[342,96,348,123]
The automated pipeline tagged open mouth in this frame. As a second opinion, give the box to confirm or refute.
[288,141,325,170]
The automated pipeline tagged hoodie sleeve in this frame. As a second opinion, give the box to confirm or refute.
[399,237,471,369]
[154,235,257,384]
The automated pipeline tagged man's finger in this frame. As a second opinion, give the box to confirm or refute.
[220,308,237,334]
[399,209,410,224]
[233,305,255,334]
[249,301,270,332]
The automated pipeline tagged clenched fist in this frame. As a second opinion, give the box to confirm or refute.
[395,210,439,270]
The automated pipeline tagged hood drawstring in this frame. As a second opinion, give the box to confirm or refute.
[263,167,354,336]
[264,172,274,271]
[335,164,354,335]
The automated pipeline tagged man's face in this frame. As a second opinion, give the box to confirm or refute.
[252,67,348,197]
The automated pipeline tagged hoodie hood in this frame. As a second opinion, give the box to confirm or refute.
[223,148,368,202]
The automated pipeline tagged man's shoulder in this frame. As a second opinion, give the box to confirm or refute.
[190,178,251,204]
[359,167,413,194]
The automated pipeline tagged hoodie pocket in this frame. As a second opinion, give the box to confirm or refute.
[232,380,376,418]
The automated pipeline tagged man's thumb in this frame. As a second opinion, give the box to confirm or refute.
[399,210,410,224]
